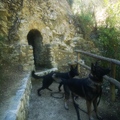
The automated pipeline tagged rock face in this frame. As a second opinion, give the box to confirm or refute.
[0,0,97,71]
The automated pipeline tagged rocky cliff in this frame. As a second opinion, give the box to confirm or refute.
[0,0,97,71]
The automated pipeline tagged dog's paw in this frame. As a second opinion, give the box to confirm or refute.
[59,89,61,92]
[37,90,41,96]
[64,102,69,110]
[89,117,94,120]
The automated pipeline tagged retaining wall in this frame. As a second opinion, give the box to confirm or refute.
[4,73,32,120]
[3,68,58,120]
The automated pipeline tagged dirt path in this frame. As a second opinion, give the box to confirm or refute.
[28,79,120,120]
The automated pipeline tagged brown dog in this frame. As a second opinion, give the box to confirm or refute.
[60,62,110,120]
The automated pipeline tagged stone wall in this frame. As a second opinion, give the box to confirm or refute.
[0,0,79,71]
[0,0,100,72]
[4,73,31,120]
[52,47,76,71]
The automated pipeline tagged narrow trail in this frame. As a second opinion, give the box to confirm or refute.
[28,79,88,120]
[0,68,119,120]
[28,78,119,120]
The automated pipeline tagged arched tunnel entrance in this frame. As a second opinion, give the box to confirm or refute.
[27,29,43,70]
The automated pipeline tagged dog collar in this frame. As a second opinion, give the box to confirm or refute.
[89,74,102,86]
[68,72,71,78]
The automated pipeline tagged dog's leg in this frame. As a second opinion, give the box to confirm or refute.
[72,93,81,120]
[64,85,70,110]
[37,87,45,96]
[46,87,52,91]
[86,100,94,120]
[37,86,52,96]
[58,82,62,92]
[64,99,69,110]
[64,92,69,110]
[93,99,102,120]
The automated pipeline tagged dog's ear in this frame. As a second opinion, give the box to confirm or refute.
[95,61,98,66]
[70,65,73,69]
[91,63,96,74]
[91,63,95,72]
[69,63,78,70]
[75,64,78,69]
[103,68,111,76]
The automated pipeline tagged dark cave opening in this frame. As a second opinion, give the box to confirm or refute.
[27,29,43,70]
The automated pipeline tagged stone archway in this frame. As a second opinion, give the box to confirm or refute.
[27,29,43,70]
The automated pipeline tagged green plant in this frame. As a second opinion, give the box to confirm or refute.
[98,1,120,58]
[104,0,120,28]
[77,6,96,40]
[98,27,120,59]
[96,1,120,81]
[0,36,5,41]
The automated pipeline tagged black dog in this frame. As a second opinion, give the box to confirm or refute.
[32,65,79,96]
[60,62,110,120]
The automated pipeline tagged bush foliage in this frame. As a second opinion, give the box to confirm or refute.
[77,0,120,59]
[76,0,120,80]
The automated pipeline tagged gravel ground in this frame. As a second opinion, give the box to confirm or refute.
[28,79,88,120]
[28,78,120,120]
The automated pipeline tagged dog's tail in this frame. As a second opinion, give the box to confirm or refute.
[32,70,44,79]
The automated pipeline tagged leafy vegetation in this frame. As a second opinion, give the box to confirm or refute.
[77,8,96,40]
[96,1,120,59]
[73,0,96,40]
[97,27,120,59]
[75,0,120,79]
[97,1,120,80]
[76,0,120,59]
